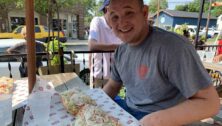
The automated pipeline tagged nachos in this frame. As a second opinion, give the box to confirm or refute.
[0,76,14,94]
[60,88,96,116]
[75,104,122,126]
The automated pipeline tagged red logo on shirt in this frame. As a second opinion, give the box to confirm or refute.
[137,64,149,79]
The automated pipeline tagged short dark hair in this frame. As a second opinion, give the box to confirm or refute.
[138,0,144,7]
[110,0,144,7]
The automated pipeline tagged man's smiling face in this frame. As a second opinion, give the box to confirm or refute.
[108,0,149,45]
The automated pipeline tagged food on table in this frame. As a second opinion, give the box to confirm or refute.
[60,88,96,116]
[75,104,122,126]
[0,77,14,94]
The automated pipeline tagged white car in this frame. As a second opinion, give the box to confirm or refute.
[201,28,220,38]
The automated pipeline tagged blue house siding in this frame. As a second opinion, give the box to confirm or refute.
[173,17,217,28]
[158,13,174,26]
[152,11,217,29]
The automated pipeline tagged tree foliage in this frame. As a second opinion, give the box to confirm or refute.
[175,0,222,17]
[148,0,168,13]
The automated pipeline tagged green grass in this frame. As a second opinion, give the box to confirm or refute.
[206,36,217,44]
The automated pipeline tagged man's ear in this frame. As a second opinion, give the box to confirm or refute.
[143,5,149,19]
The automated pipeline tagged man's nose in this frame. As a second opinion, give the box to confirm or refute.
[118,17,128,27]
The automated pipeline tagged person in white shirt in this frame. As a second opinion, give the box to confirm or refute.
[88,0,122,88]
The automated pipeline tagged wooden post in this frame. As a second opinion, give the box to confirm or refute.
[25,0,36,93]
[204,0,212,42]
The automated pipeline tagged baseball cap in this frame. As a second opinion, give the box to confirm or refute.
[99,0,110,11]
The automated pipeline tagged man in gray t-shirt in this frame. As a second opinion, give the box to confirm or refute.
[103,0,220,126]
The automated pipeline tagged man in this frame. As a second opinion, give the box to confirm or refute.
[103,0,220,125]
[7,26,45,77]
[88,0,122,88]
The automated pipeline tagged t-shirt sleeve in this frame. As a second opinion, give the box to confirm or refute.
[88,17,100,41]
[111,49,123,83]
[166,42,212,99]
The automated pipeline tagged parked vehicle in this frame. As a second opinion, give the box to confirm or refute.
[174,25,204,37]
[201,27,220,38]
[0,25,67,42]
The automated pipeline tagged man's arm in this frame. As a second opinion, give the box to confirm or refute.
[140,85,220,126]
[88,39,119,51]
[103,79,122,99]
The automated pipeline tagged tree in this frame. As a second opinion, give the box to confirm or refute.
[149,0,168,13]
[211,6,222,17]
[0,0,100,32]
[174,0,222,17]
[0,0,20,32]
[175,4,188,11]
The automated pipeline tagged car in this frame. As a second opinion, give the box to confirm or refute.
[201,27,220,38]
[0,25,67,42]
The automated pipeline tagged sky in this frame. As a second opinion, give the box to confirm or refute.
[144,0,193,10]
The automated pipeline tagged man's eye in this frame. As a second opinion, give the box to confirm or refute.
[126,12,134,16]
[111,16,118,22]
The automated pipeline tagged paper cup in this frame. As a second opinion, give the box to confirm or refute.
[28,91,52,126]
[0,94,12,125]
[197,50,205,61]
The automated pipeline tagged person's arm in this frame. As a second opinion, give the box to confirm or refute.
[213,54,222,63]
[103,79,122,99]
[88,39,120,51]
[89,53,92,71]
[140,85,220,126]
[6,42,25,54]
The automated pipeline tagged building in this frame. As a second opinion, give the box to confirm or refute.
[151,10,217,31]
[0,5,85,39]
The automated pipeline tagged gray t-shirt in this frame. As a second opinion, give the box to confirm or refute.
[111,27,212,113]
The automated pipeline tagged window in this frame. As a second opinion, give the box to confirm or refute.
[43,26,49,32]
[34,26,41,33]
[15,27,23,33]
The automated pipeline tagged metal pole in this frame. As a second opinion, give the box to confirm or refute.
[204,0,212,42]
[195,0,205,49]
[156,0,160,27]
[25,0,36,93]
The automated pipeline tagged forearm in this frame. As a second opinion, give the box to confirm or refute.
[141,85,220,126]
[89,40,119,51]
[103,79,122,99]
[89,54,92,70]
[90,43,118,51]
